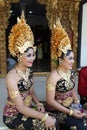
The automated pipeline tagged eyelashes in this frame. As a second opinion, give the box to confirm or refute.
[69,57,74,60]
[27,53,35,57]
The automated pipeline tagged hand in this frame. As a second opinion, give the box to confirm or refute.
[81,113,87,118]
[45,115,56,129]
[36,103,45,113]
[73,109,84,118]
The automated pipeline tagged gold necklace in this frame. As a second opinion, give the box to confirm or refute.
[16,67,30,82]
[57,69,71,81]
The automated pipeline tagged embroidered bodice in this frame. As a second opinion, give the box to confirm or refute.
[17,69,33,92]
[56,70,76,93]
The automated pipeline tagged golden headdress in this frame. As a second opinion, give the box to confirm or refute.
[51,19,72,61]
[8,11,36,57]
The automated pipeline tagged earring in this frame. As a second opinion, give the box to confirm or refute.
[18,55,22,62]
[18,58,21,62]
[59,60,62,65]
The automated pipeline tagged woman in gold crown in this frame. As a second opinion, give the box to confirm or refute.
[3,13,56,130]
[46,20,87,130]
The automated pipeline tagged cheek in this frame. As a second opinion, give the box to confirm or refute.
[64,60,70,65]
[22,57,28,64]
[34,55,36,60]
[72,59,74,63]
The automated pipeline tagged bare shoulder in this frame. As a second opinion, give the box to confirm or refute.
[6,68,18,90]
[47,69,60,84]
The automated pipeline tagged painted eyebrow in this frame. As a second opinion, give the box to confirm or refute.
[68,56,74,59]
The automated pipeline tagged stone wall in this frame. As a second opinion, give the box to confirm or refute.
[0,6,7,77]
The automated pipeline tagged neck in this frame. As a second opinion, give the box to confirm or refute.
[16,63,27,73]
[57,66,69,73]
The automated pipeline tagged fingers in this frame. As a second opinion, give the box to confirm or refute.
[82,113,87,118]
[49,127,56,130]
[46,125,55,130]
[37,106,45,113]
[46,127,53,130]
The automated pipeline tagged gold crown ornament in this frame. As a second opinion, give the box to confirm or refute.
[8,12,36,57]
[51,19,72,61]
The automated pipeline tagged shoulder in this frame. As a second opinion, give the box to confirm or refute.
[6,68,18,89]
[47,69,57,78]
[7,68,16,78]
[47,69,60,84]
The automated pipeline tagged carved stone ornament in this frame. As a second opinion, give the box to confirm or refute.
[0,0,19,77]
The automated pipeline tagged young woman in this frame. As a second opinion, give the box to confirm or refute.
[46,20,87,130]
[3,15,56,130]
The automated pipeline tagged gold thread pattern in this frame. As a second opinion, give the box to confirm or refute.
[24,95,32,107]
[46,84,55,91]
[8,89,19,101]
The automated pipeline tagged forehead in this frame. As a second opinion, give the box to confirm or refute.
[25,48,34,53]
[21,48,34,56]
[65,51,74,59]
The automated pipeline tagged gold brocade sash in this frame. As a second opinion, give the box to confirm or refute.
[7,95,32,107]
[56,96,73,107]
[24,95,32,107]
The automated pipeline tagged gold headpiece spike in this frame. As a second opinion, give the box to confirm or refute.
[17,10,25,23]
[51,18,72,61]
[21,9,25,19]
[55,18,61,28]
[17,17,20,23]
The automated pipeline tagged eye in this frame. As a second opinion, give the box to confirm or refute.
[33,53,36,57]
[69,57,74,60]
[69,57,72,60]
[27,54,31,57]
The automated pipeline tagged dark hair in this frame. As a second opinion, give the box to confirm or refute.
[57,49,72,64]
[60,49,72,59]
[24,47,34,53]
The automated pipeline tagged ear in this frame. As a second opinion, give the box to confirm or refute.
[59,58,63,65]
[17,54,23,62]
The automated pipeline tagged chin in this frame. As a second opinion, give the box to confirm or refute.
[28,65,32,68]
[26,64,32,67]
[69,67,73,70]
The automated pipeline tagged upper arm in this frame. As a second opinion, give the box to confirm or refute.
[6,73,24,109]
[46,72,57,103]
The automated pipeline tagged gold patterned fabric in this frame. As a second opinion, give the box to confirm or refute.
[24,95,32,107]
[8,89,19,101]
[56,96,73,107]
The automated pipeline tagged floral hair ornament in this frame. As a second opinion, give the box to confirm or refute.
[51,18,72,61]
[8,10,36,57]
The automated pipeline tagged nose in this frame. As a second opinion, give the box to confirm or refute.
[32,55,36,61]
[72,59,74,64]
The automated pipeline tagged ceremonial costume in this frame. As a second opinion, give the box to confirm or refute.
[46,19,87,130]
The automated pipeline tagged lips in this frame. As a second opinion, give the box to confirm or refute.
[28,62,33,65]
